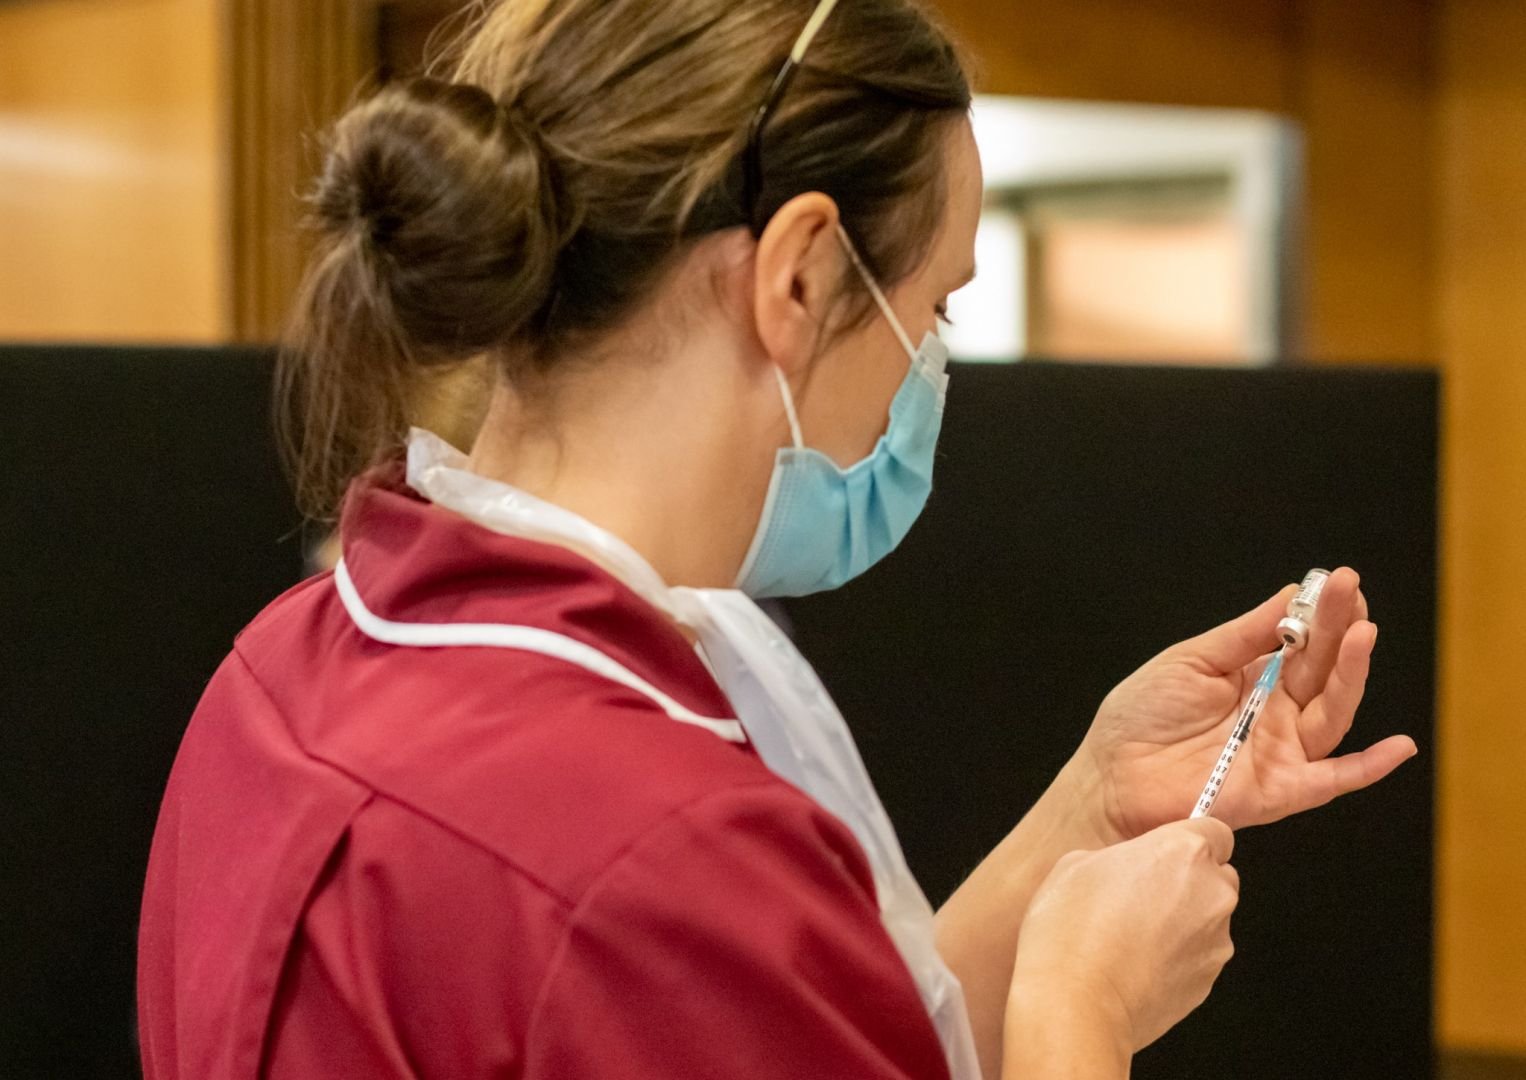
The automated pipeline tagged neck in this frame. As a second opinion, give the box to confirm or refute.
[465,323,783,590]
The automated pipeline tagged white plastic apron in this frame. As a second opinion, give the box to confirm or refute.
[341,429,982,1080]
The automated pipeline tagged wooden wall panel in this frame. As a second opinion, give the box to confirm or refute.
[1435,0,1526,1053]
[932,0,1437,365]
[1292,0,1436,363]
[0,0,228,342]
[228,0,374,342]
[933,0,1292,111]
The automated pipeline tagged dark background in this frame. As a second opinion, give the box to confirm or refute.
[1,346,307,1078]
[1,346,1435,1078]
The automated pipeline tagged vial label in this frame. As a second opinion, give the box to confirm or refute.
[1287,568,1331,623]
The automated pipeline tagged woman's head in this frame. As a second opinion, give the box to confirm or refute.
[280,0,976,522]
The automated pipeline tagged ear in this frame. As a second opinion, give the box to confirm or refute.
[751,192,843,377]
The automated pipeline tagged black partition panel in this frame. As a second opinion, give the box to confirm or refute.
[1,348,1434,1078]
[783,361,1437,1080]
[1,345,306,1079]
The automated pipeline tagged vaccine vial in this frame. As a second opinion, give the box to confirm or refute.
[1276,568,1331,651]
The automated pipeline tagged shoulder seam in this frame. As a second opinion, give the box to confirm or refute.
[228,644,580,911]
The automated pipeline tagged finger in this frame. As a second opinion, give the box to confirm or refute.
[1296,620,1376,760]
[1177,816,1236,864]
[1221,862,1241,894]
[1177,584,1298,675]
[1292,734,1419,813]
[1282,567,1362,707]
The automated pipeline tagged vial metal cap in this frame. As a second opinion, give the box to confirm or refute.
[1277,615,1311,651]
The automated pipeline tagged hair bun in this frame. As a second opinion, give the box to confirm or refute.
[309,76,567,357]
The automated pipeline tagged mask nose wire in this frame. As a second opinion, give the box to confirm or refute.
[834,223,919,360]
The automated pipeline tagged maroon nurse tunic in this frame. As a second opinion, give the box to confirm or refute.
[136,459,951,1079]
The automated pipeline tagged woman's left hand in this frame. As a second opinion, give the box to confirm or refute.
[1077,567,1419,838]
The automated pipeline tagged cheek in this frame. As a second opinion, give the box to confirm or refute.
[801,323,908,468]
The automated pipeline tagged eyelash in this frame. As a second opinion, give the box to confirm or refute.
[935,303,955,327]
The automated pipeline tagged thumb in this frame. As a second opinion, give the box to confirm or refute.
[1173,583,1297,675]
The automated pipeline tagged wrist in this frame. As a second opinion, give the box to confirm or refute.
[935,756,1122,938]
[1004,969,1133,1078]
[1047,752,1128,851]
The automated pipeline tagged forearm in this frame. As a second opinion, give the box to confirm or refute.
[934,755,1122,1078]
[1002,976,1132,1080]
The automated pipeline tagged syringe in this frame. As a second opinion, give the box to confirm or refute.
[1189,568,1331,819]
[1189,647,1285,819]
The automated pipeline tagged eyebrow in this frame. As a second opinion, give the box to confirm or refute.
[955,264,977,289]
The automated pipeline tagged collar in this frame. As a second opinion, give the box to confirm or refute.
[404,427,687,623]
[335,439,742,739]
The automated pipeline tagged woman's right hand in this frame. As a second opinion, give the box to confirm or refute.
[1003,818,1240,1072]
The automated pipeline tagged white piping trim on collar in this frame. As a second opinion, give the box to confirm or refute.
[332,558,747,744]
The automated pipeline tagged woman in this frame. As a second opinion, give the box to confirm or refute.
[137,0,1418,1076]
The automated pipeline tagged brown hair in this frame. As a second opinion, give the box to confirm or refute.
[278,0,972,520]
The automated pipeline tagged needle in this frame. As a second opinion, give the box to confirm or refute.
[1189,646,1287,819]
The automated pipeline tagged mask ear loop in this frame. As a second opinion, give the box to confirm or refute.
[835,223,919,359]
[772,365,806,449]
[772,222,913,453]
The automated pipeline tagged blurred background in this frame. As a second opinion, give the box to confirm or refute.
[1,0,1521,1075]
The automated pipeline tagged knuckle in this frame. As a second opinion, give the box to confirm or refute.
[1219,874,1240,906]
[1055,849,1088,873]
[1178,833,1210,860]
[1047,851,1089,887]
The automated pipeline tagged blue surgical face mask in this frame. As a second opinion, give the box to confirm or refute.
[735,224,950,599]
